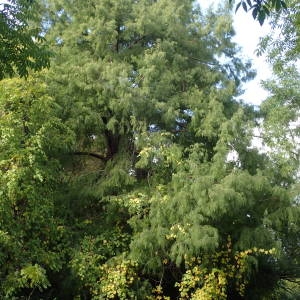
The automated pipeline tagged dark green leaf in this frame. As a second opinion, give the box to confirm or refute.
[252,7,258,19]
[235,2,242,13]
[258,10,266,25]
[275,0,282,10]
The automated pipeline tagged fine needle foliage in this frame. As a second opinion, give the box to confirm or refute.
[0,0,299,299]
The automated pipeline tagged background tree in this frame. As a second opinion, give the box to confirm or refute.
[257,1,300,296]
[0,76,75,298]
[0,0,50,78]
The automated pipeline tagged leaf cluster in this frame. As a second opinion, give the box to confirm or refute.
[0,0,51,79]
[230,0,287,24]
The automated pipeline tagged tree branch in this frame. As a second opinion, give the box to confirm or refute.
[127,35,146,49]
[189,56,219,66]
[73,151,108,161]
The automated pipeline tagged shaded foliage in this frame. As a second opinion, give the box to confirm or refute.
[0,0,50,78]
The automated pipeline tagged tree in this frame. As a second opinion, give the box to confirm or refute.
[0,0,50,79]
[257,0,299,181]
[0,76,75,298]
[258,0,299,67]
[257,2,300,296]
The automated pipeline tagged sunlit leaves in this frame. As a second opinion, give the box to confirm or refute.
[0,76,74,297]
[176,243,276,300]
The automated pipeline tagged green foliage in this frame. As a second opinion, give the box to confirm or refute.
[260,67,299,182]
[256,0,300,296]
[3,264,50,298]
[19,264,50,291]
[257,0,299,185]
[257,0,299,67]
[0,76,74,298]
[0,0,50,79]
[0,0,298,299]
[230,0,288,25]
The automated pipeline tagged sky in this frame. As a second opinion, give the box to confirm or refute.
[233,6,272,106]
[199,0,272,106]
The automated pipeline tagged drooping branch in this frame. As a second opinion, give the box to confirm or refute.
[189,56,219,67]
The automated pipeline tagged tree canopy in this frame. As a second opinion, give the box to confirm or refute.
[0,0,299,299]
